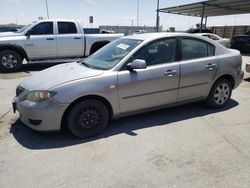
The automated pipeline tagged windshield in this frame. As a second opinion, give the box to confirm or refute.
[15,24,32,33]
[83,38,142,70]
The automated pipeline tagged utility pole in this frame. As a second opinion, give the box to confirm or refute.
[137,0,139,26]
[156,0,160,32]
[45,0,50,19]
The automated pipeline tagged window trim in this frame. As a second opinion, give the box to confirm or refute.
[179,37,216,61]
[119,37,179,71]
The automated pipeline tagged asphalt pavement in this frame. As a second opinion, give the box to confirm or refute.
[0,58,250,188]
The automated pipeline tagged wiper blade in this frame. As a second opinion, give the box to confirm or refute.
[81,61,95,69]
[81,61,107,70]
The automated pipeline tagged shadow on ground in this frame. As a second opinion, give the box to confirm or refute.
[10,99,239,150]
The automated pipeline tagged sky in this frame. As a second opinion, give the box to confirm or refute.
[1,0,250,31]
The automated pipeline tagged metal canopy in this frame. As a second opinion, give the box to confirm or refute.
[158,0,250,17]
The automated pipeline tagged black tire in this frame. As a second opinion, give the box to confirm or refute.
[90,42,109,55]
[0,50,23,72]
[67,99,109,138]
[206,78,232,108]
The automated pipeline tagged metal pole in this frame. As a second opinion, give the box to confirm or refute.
[156,0,160,32]
[200,2,205,33]
[46,0,49,19]
[205,16,207,29]
[137,0,139,26]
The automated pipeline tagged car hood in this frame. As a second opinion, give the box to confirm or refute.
[0,32,22,37]
[20,62,104,91]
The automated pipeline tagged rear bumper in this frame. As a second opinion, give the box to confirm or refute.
[246,63,250,73]
[234,71,244,89]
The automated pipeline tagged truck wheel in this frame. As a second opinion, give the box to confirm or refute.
[67,99,109,138]
[205,78,232,108]
[90,42,109,55]
[0,50,23,72]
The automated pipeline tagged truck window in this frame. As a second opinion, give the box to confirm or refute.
[30,22,53,35]
[58,22,77,34]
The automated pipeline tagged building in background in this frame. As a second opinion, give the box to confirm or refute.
[99,25,160,35]
[0,24,24,32]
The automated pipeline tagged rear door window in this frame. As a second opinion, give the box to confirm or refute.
[58,22,77,34]
[181,38,215,60]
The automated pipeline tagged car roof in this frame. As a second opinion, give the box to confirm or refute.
[124,32,217,43]
[195,33,215,36]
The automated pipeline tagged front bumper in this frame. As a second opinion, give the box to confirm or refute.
[13,97,68,132]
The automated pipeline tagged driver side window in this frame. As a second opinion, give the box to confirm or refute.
[29,22,53,35]
[133,38,176,66]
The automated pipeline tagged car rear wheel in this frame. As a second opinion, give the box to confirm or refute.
[67,99,109,138]
[0,50,23,72]
[206,78,232,108]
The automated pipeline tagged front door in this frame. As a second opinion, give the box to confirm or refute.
[118,38,180,114]
[24,21,57,60]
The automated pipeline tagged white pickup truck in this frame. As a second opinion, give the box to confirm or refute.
[0,19,124,72]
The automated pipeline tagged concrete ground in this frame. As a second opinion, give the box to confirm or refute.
[0,57,250,188]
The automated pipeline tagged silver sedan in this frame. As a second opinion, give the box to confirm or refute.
[13,33,244,138]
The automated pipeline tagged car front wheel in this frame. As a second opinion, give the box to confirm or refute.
[67,99,109,138]
[206,78,232,108]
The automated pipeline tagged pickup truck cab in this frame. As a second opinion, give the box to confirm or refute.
[0,19,124,72]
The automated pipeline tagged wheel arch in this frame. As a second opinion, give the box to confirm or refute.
[213,74,235,88]
[0,44,29,60]
[61,94,113,130]
[89,41,110,55]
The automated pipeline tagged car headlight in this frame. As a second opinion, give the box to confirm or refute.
[26,91,57,102]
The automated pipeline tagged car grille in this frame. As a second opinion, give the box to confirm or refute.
[16,86,25,96]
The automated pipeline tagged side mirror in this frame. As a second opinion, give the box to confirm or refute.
[126,59,147,70]
[25,29,33,36]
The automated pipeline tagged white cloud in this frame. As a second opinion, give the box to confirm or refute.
[7,0,21,2]
[83,0,96,5]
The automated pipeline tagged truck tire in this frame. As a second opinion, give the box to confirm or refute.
[0,50,23,72]
[90,42,109,55]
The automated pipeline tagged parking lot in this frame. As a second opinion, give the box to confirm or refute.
[0,56,250,188]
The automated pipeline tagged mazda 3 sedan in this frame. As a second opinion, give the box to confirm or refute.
[13,33,244,138]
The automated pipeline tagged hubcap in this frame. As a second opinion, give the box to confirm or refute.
[76,106,101,130]
[214,83,230,105]
[1,54,18,68]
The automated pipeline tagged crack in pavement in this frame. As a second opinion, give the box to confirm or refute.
[198,113,250,160]
[0,108,12,121]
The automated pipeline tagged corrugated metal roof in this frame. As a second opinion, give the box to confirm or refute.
[158,0,250,17]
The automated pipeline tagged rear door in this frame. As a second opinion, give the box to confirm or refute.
[56,21,84,57]
[118,38,180,114]
[178,37,218,101]
[24,21,57,59]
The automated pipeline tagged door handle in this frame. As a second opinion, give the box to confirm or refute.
[206,63,217,70]
[164,69,177,77]
[46,38,54,40]
[74,37,82,39]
